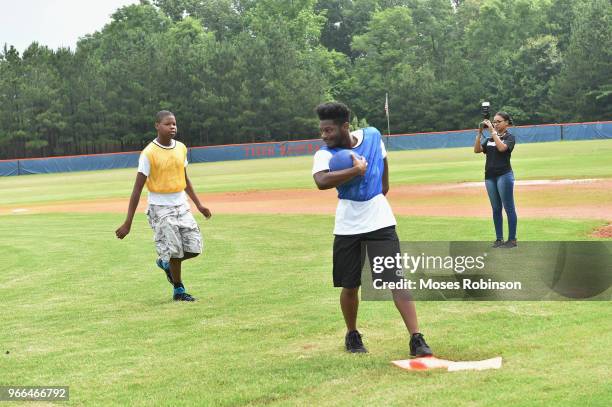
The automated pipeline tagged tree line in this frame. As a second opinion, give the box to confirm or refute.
[0,0,610,159]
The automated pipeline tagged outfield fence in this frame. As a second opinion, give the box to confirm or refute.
[1,121,610,176]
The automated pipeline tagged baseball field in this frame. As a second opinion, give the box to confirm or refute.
[1,139,611,406]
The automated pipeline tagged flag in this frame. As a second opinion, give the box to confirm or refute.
[384,93,389,117]
[384,92,391,141]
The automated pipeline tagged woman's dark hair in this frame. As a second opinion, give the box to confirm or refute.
[495,111,513,125]
[316,102,350,125]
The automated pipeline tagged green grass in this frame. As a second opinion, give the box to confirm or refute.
[1,139,611,206]
[1,139,610,405]
[0,214,610,406]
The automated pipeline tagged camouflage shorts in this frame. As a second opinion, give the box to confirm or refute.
[146,202,203,262]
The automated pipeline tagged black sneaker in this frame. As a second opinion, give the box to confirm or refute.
[345,330,368,353]
[492,239,504,248]
[173,292,197,302]
[500,240,517,249]
[409,333,433,357]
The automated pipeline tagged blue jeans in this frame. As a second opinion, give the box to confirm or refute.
[485,171,517,241]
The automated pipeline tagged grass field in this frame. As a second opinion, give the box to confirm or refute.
[1,139,612,206]
[1,139,611,406]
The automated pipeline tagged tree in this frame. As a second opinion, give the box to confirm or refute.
[0,46,27,157]
[153,0,246,40]
[549,0,612,121]
[506,35,561,123]
[0,0,608,159]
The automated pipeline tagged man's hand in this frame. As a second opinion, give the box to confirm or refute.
[197,204,212,219]
[115,221,131,239]
[352,154,367,176]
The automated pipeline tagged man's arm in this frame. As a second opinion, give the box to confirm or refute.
[382,157,389,195]
[185,170,212,219]
[115,172,147,239]
[313,155,367,190]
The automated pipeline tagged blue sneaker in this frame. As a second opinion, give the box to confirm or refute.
[156,258,173,285]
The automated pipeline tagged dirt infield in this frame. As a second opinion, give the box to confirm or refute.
[3,179,611,221]
[592,224,612,238]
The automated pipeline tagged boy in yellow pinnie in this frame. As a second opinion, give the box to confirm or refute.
[116,111,211,301]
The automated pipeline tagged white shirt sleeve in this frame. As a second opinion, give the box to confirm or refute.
[380,140,387,158]
[138,153,150,176]
[312,150,333,175]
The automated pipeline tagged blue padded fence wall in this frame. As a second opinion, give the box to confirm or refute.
[1,121,610,176]
[0,152,140,176]
[0,160,18,176]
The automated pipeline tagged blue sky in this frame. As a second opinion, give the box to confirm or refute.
[0,0,138,53]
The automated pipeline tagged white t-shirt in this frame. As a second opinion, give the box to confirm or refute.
[138,139,189,206]
[312,130,397,235]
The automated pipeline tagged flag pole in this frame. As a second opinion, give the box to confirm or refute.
[385,92,391,148]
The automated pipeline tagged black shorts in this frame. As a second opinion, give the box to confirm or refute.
[333,225,400,288]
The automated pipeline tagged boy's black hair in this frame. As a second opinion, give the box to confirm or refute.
[316,102,350,125]
[495,111,513,125]
[156,110,175,123]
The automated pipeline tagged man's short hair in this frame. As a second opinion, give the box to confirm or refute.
[156,110,175,123]
[316,102,350,125]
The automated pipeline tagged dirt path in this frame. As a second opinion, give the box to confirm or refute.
[3,179,611,221]
[592,224,612,238]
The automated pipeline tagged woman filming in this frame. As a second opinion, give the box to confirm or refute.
[474,112,517,248]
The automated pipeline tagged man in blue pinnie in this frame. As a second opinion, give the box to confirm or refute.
[312,102,433,356]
